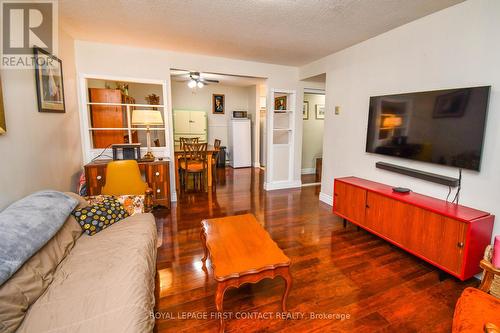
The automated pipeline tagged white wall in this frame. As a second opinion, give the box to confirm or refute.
[0,28,82,209]
[302,93,325,172]
[299,0,500,240]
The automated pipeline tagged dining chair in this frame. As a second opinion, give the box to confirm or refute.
[212,139,222,188]
[178,137,200,186]
[179,142,208,192]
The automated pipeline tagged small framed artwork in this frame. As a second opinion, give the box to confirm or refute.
[274,96,287,111]
[433,90,470,118]
[33,47,66,113]
[213,94,225,114]
[0,72,5,135]
[303,101,309,120]
[315,104,325,119]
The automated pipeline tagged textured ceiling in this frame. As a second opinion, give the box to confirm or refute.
[59,0,464,66]
[170,70,265,87]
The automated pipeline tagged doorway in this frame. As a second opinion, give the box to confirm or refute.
[301,73,326,186]
[169,69,267,194]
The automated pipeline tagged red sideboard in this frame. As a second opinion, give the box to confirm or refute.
[333,177,494,280]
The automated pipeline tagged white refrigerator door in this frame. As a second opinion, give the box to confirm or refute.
[231,119,252,168]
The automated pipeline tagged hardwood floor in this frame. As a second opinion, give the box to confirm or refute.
[154,167,476,332]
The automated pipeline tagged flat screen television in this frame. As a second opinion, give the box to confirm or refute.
[366,86,490,171]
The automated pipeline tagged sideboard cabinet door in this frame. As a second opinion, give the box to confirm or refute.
[404,208,466,275]
[365,192,408,245]
[334,181,366,225]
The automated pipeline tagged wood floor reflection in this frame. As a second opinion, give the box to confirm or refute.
[154,167,475,332]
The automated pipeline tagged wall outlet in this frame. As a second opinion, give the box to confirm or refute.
[335,106,340,115]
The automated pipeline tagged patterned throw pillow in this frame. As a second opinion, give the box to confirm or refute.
[72,196,129,235]
[115,195,145,216]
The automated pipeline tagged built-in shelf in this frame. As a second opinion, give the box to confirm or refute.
[269,89,296,186]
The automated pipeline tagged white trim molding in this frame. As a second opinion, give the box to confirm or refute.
[264,180,302,191]
[319,192,333,206]
[301,168,316,174]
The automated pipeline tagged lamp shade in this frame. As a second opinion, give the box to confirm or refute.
[382,116,402,128]
[131,110,163,125]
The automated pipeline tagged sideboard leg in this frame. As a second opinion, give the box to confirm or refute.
[343,219,347,228]
[438,271,449,282]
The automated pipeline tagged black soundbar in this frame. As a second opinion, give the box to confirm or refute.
[375,162,460,187]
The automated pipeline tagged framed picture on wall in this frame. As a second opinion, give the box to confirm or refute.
[303,101,309,120]
[213,94,225,114]
[34,47,66,113]
[274,96,287,111]
[315,104,325,119]
[0,72,5,135]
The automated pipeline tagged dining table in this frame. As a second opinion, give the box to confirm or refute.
[174,144,219,192]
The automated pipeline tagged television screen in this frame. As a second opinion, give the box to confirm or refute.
[366,86,490,171]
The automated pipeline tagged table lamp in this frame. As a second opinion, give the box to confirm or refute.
[131,109,164,161]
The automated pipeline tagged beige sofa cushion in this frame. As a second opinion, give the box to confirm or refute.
[0,214,83,332]
[16,213,157,333]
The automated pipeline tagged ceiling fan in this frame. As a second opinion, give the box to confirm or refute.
[172,71,219,88]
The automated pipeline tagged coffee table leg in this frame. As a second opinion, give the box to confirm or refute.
[215,283,227,333]
[280,268,292,312]
[200,228,208,267]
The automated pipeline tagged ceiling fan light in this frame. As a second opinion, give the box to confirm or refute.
[197,81,204,88]
[188,80,196,88]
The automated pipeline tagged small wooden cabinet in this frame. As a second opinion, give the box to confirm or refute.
[84,160,170,209]
[333,177,494,280]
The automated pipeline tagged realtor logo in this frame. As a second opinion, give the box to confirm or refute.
[1,0,57,68]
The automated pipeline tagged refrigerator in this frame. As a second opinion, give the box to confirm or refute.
[228,119,252,168]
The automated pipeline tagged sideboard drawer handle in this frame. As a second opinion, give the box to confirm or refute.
[155,172,160,176]
[96,175,102,180]
[156,189,161,193]
[457,242,464,248]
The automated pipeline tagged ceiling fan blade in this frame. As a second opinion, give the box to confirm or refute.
[200,78,219,83]
[171,73,191,79]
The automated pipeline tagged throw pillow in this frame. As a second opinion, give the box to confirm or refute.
[72,197,129,236]
[115,195,145,216]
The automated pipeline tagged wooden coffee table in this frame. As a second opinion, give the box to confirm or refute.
[200,214,292,332]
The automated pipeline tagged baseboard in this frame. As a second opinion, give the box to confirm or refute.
[264,180,302,191]
[301,168,316,174]
[319,192,333,206]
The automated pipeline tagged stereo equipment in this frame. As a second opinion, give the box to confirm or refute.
[112,144,141,160]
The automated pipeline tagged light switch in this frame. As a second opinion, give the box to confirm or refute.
[335,106,340,115]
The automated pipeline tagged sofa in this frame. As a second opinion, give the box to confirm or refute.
[0,192,157,333]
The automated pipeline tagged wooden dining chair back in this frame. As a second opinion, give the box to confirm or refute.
[211,139,222,188]
[179,137,199,149]
[180,143,208,192]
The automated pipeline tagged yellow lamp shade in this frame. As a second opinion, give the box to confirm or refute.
[131,110,163,125]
